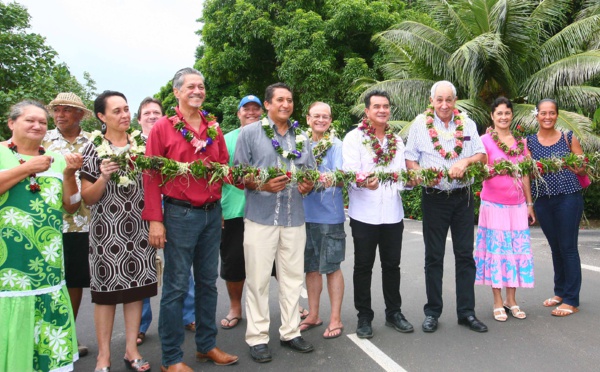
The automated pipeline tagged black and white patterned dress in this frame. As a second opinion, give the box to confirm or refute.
[80,142,157,304]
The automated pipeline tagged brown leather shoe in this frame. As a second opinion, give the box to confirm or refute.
[160,362,193,372]
[196,347,239,366]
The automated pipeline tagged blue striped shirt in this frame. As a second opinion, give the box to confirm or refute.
[405,112,486,190]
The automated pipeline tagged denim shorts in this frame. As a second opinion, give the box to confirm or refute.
[304,222,346,274]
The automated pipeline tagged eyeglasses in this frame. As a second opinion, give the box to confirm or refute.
[309,114,331,121]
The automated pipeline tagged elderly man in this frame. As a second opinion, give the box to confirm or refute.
[219,95,263,330]
[300,102,346,339]
[143,67,238,371]
[43,92,93,357]
[343,90,414,339]
[137,97,196,346]
[234,83,316,363]
[405,80,488,333]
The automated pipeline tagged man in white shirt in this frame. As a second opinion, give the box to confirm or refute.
[342,90,414,339]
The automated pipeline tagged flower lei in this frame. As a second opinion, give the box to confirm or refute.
[424,104,465,159]
[261,117,306,160]
[486,127,525,157]
[307,126,336,167]
[7,140,45,193]
[90,128,146,187]
[171,107,219,154]
[358,118,397,166]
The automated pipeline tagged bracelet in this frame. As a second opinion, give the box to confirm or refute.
[526,202,534,207]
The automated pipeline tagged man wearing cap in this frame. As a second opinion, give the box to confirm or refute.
[234,83,316,363]
[143,68,238,371]
[43,92,93,357]
[136,97,197,346]
[219,95,263,331]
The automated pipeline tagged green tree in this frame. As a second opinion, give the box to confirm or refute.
[155,0,424,133]
[359,0,600,149]
[0,2,96,140]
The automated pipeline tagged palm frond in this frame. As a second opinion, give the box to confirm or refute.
[431,0,475,44]
[555,86,600,113]
[513,103,541,133]
[529,0,572,40]
[536,14,600,67]
[455,99,491,131]
[523,51,600,101]
[470,0,498,34]
[375,22,453,77]
[389,120,412,140]
[492,0,534,55]
[448,33,509,99]
[576,0,600,20]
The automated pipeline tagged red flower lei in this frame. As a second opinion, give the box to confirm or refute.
[170,107,219,154]
[8,140,46,193]
[358,118,397,166]
[424,105,464,160]
[486,127,525,157]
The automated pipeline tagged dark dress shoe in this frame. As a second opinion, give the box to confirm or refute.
[422,316,438,333]
[385,313,414,333]
[356,318,373,339]
[280,336,314,353]
[458,315,488,332]
[249,344,272,363]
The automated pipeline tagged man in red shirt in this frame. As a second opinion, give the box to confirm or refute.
[143,67,238,371]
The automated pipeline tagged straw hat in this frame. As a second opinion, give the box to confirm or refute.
[47,92,93,119]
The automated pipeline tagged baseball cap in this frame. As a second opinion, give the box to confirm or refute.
[238,95,262,110]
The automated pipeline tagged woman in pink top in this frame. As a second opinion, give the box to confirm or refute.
[474,97,536,322]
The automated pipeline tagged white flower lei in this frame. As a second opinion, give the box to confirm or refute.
[90,129,146,187]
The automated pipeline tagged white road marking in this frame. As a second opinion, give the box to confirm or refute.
[582,264,600,273]
[347,333,408,372]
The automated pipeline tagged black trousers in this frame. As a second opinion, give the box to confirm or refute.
[350,218,404,320]
[422,188,476,319]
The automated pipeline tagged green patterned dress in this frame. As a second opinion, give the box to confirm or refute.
[0,145,78,372]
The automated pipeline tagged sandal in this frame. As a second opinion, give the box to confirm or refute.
[543,297,562,307]
[299,307,309,320]
[124,357,151,372]
[136,332,145,345]
[184,322,196,331]
[503,304,526,319]
[551,305,579,317]
[493,308,507,322]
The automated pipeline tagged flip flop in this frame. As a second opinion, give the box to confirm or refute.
[299,320,323,332]
[551,306,579,317]
[543,297,562,307]
[323,326,344,339]
[299,308,309,320]
[221,316,242,330]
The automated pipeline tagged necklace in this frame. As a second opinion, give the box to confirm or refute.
[307,127,335,167]
[7,140,46,193]
[90,128,146,187]
[171,107,219,153]
[261,117,305,160]
[487,128,525,156]
[358,118,397,167]
[424,104,465,159]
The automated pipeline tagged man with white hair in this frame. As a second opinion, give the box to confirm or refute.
[44,92,93,357]
[405,81,488,333]
[143,68,238,371]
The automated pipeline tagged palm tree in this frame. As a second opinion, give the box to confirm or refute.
[357,0,600,149]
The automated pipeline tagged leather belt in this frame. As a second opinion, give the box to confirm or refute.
[164,196,218,211]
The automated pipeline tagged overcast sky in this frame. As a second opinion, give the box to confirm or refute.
[17,0,203,113]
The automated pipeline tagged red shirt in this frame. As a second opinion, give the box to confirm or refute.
[142,109,229,222]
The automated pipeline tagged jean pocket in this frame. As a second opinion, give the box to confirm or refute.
[324,231,346,264]
[165,203,190,219]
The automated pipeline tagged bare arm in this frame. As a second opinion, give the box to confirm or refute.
[81,160,120,205]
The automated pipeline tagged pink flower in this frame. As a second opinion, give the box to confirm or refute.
[454,131,463,138]
[450,151,458,159]
[356,171,369,183]
[209,121,219,127]
[440,149,446,157]
[453,109,460,115]
[425,117,434,124]
[428,128,437,137]
[433,141,441,147]
[455,140,463,147]
[318,173,329,183]
[454,120,462,126]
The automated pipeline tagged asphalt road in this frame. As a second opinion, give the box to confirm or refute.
[73,219,600,371]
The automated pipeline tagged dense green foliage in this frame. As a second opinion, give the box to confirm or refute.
[361,0,600,149]
[156,0,428,133]
[0,2,96,140]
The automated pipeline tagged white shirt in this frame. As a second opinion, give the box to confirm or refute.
[342,127,406,225]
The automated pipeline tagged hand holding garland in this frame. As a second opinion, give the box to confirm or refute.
[62,153,83,214]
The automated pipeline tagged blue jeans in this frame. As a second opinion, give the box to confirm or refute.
[140,274,195,334]
[534,192,583,307]
[159,202,221,366]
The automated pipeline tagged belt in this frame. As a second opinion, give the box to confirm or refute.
[424,186,469,195]
[164,196,218,211]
